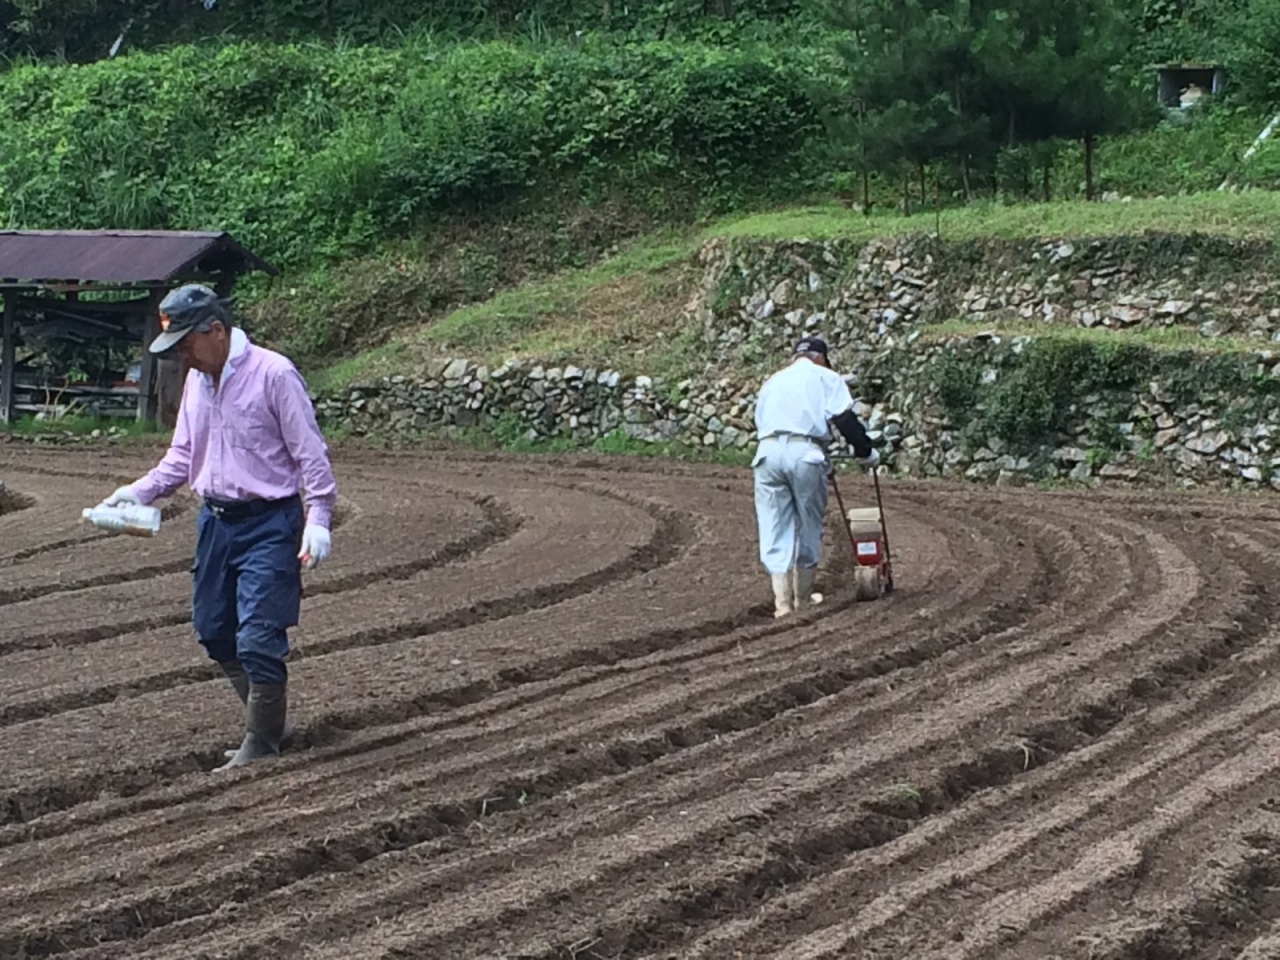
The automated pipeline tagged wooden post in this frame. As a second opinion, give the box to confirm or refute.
[157,357,186,429]
[136,288,162,424]
[0,292,14,425]
[212,272,235,298]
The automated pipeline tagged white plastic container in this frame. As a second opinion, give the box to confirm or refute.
[82,503,162,538]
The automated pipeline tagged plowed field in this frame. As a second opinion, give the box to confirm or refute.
[3,442,1280,959]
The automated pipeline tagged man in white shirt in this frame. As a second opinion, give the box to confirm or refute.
[752,336,879,618]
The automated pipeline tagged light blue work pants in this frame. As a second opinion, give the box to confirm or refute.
[752,436,829,576]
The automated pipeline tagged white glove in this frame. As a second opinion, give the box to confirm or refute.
[298,524,331,570]
[102,485,141,507]
[860,448,881,468]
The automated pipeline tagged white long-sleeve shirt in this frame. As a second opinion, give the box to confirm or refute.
[754,357,856,442]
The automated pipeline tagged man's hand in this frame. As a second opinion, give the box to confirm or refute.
[860,447,881,469]
[102,485,141,507]
[298,525,331,570]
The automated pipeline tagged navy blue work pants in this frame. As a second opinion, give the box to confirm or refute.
[191,496,304,685]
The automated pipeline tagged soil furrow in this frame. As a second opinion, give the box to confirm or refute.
[925,759,1280,960]
[0,504,1141,957]
[7,444,1280,960]
[0,499,969,864]
[0,506,1012,951]
[401,516,1239,959]
[717,530,1280,960]
[81,509,1227,959]
[1235,923,1280,960]
[0,497,519,719]
[0,489,666,823]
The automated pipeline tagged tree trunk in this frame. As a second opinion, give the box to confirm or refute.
[935,177,942,235]
[961,155,973,202]
[1042,160,1051,203]
[862,167,870,215]
[1084,134,1096,201]
[919,163,927,205]
[603,0,612,24]
[902,173,912,217]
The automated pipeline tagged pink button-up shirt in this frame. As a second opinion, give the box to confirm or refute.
[133,329,337,529]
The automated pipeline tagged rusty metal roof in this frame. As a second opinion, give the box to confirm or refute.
[0,230,276,286]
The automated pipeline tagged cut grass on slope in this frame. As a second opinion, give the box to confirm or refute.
[310,191,1280,394]
[922,318,1276,355]
[711,192,1280,243]
[308,232,700,392]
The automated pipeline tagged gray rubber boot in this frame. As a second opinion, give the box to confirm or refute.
[218,661,294,755]
[218,660,251,703]
[793,566,824,610]
[215,683,288,771]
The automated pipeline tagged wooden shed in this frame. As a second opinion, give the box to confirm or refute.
[0,230,276,427]
[1156,62,1226,109]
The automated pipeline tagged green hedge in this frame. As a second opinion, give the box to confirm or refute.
[0,0,813,62]
[0,37,823,268]
[0,27,1271,282]
[925,335,1280,454]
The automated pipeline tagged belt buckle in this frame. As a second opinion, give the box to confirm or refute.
[206,500,226,519]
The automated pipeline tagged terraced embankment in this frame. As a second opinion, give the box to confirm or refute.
[2,443,1278,959]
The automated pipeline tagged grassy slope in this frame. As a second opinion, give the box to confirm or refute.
[709,192,1280,241]
[309,191,1280,394]
[922,318,1276,354]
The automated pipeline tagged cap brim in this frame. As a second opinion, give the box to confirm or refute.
[148,328,192,355]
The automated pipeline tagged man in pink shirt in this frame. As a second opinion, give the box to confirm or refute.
[97,283,337,770]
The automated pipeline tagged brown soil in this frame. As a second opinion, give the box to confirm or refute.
[3,444,1280,959]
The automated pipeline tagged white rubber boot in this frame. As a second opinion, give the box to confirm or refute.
[770,573,794,618]
[794,566,824,609]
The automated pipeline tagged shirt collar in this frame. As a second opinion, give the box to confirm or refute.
[203,327,250,387]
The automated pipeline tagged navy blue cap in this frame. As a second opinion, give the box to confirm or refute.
[793,336,829,358]
[150,284,231,354]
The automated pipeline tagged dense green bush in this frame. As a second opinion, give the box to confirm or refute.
[926,335,1280,454]
[928,338,1149,448]
[937,103,1273,203]
[0,37,823,268]
[0,0,813,62]
[1059,103,1277,197]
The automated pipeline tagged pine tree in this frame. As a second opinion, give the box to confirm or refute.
[824,0,1148,202]
[1033,0,1149,198]
[826,0,992,208]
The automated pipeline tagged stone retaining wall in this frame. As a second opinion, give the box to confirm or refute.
[698,233,1280,368]
[316,335,1280,491]
[316,233,1280,492]
[863,333,1280,489]
[315,358,760,451]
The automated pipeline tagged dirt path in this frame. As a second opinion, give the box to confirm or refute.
[3,443,1280,959]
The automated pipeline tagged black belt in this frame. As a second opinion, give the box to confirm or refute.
[763,432,823,443]
[202,494,300,523]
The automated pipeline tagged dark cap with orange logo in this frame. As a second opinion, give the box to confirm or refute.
[150,284,233,354]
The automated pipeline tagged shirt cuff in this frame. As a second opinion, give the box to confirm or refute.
[129,477,163,506]
[305,502,333,530]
